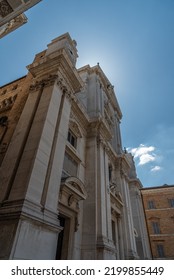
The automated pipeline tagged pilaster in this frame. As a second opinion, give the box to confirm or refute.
[81,128,97,259]
[114,156,139,259]
[129,181,152,259]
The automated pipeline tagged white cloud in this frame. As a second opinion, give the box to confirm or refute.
[151,166,162,172]
[139,153,156,165]
[128,144,157,165]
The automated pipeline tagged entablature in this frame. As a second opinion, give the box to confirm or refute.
[27,48,83,94]
[87,116,113,142]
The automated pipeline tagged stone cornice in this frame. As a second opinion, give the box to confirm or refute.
[29,74,58,92]
[88,116,112,141]
[114,154,131,180]
[129,178,143,189]
[27,48,83,94]
[28,73,77,104]
[0,198,60,231]
[65,144,82,164]
[78,64,122,120]
[141,185,174,192]
[69,118,82,138]
[90,65,122,119]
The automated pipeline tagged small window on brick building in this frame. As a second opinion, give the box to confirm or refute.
[157,244,165,258]
[67,130,77,148]
[152,222,160,234]
[148,200,155,209]
[168,198,174,208]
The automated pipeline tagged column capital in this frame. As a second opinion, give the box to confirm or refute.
[29,74,58,92]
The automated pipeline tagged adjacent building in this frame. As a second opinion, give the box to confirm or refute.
[0,33,151,260]
[141,185,174,259]
[0,0,42,38]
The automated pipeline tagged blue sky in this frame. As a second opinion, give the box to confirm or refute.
[1,0,174,187]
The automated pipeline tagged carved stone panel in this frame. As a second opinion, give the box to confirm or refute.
[0,13,27,39]
[0,1,13,18]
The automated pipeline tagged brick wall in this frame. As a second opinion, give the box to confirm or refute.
[141,186,174,259]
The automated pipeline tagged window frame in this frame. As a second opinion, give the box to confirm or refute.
[157,244,165,258]
[67,129,77,149]
[168,198,174,208]
[148,200,156,209]
[152,221,160,234]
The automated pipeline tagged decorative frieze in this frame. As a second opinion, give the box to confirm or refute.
[0,0,13,18]
[29,73,75,105]
[0,13,27,38]
[29,74,58,92]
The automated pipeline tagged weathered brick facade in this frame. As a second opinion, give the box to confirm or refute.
[141,185,174,259]
[0,74,33,164]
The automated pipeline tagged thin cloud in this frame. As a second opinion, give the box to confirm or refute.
[128,144,157,165]
[151,166,162,172]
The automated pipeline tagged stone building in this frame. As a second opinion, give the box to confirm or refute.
[0,33,151,260]
[0,0,42,38]
[141,185,174,259]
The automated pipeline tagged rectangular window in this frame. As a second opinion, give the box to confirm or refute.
[157,244,165,258]
[152,222,160,234]
[148,200,155,209]
[67,130,77,148]
[168,198,174,208]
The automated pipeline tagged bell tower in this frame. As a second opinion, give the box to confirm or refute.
[46,33,78,67]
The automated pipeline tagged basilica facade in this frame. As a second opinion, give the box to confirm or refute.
[0,33,151,260]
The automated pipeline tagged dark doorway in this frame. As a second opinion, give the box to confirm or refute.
[55,215,70,259]
[56,216,65,259]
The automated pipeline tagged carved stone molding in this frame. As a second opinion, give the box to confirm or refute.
[0,13,27,38]
[56,71,74,100]
[29,74,58,92]
[59,176,87,209]
[68,194,74,206]
[114,155,131,180]
[96,134,106,148]
[111,207,122,220]
[69,118,82,138]
[0,1,13,18]
[57,76,69,94]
